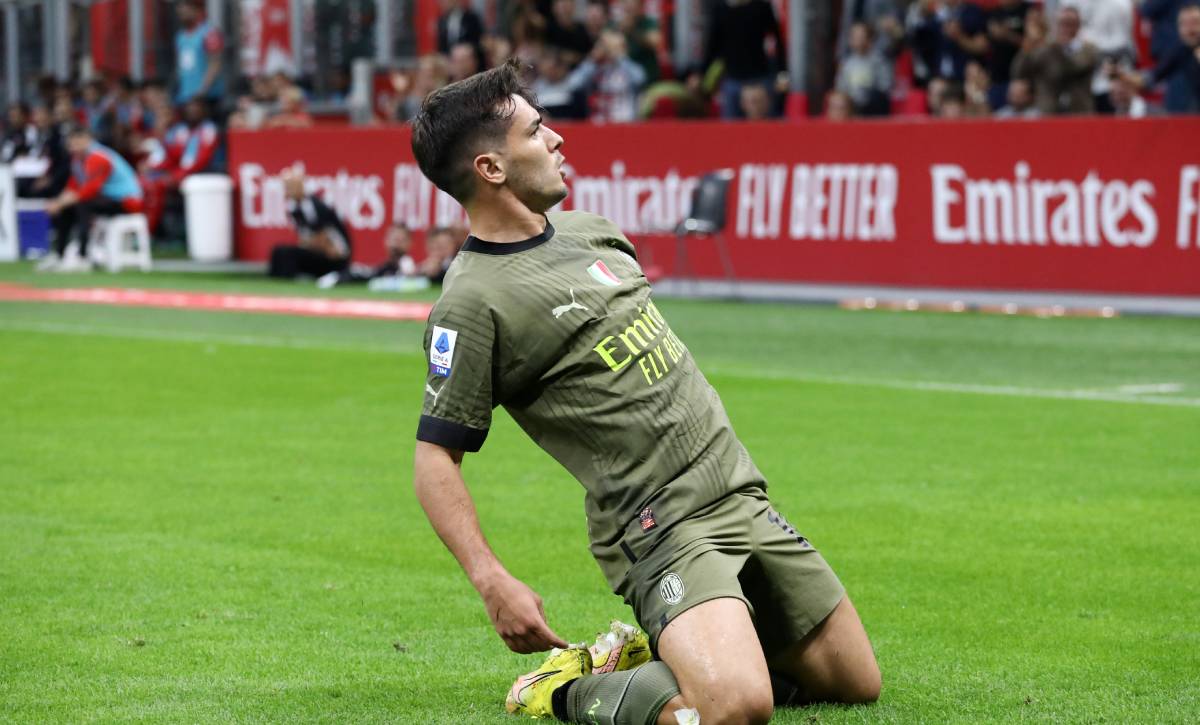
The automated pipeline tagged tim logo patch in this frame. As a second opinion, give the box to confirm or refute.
[659,572,685,605]
[587,260,621,287]
[429,326,457,377]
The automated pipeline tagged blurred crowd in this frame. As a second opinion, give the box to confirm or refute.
[375,0,1200,124]
[380,0,788,122]
[829,0,1200,120]
[3,0,1198,272]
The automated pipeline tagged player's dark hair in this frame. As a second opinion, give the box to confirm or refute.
[410,59,537,204]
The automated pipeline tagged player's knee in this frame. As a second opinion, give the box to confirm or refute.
[694,686,773,725]
[839,664,881,705]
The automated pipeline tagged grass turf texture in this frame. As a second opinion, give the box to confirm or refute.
[2,264,1198,723]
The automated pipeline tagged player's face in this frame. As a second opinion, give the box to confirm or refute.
[502,94,568,213]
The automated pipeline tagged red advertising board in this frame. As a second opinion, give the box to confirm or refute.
[229,118,1200,296]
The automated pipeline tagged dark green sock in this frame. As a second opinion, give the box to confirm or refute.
[562,661,680,725]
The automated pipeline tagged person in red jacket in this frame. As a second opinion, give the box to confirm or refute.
[139,99,221,232]
[41,126,145,272]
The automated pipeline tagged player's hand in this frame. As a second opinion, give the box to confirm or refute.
[480,574,568,653]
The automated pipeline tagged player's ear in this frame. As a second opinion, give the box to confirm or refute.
[473,152,505,187]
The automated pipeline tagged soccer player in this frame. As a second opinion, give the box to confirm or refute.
[41,126,144,273]
[411,60,880,724]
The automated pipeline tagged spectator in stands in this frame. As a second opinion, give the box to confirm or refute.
[505,0,548,49]
[838,0,904,59]
[533,49,589,120]
[139,80,173,132]
[448,41,483,83]
[174,0,225,106]
[907,0,989,85]
[963,60,993,116]
[79,80,110,138]
[584,0,613,45]
[1109,73,1155,115]
[50,97,77,137]
[1,103,34,162]
[617,0,662,85]
[739,83,774,120]
[1073,0,1137,113]
[437,0,484,56]
[936,82,967,117]
[704,0,787,118]
[40,126,144,273]
[419,226,461,284]
[1112,2,1200,112]
[264,86,314,128]
[392,55,451,122]
[835,21,893,116]
[16,105,71,199]
[994,77,1041,117]
[317,222,418,288]
[483,34,515,69]
[639,65,716,119]
[1141,0,1194,112]
[546,0,595,65]
[268,170,353,280]
[986,0,1032,108]
[1012,6,1100,114]
[825,90,856,120]
[925,75,950,113]
[569,29,647,122]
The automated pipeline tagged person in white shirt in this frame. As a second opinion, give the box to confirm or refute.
[1066,0,1137,111]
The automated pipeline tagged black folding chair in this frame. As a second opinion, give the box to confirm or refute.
[674,169,736,290]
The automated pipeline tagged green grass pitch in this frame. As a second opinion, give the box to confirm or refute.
[1,264,1198,723]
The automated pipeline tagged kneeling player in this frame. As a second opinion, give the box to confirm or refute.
[410,61,881,724]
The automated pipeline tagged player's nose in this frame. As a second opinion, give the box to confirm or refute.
[544,124,563,152]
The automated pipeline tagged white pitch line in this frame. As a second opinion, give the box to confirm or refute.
[702,366,1200,409]
[1113,383,1184,395]
[0,319,404,355]
[3,319,1199,410]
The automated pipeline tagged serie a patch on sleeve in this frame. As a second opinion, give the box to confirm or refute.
[429,326,458,377]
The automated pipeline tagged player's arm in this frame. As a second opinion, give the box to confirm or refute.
[413,440,567,654]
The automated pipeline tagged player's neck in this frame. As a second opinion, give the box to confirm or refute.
[465,198,549,243]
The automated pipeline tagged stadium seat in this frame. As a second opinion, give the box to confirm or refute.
[88,213,152,272]
[675,170,736,292]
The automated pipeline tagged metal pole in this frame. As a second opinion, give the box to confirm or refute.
[206,0,223,30]
[673,0,691,71]
[53,0,69,79]
[41,0,54,71]
[289,0,302,76]
[375,0,392,64]
[4,3,20,104]
[787,0,806,93]
[129,0,145,81]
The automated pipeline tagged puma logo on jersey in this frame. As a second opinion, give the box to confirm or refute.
[425,382,443,404]
[552,289,590,319]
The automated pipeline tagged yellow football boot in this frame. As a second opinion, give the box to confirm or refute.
[505,646,592,718]
[589,620,652,674]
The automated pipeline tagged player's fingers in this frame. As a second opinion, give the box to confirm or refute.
[534,621,569,650]
[504,633,530,654]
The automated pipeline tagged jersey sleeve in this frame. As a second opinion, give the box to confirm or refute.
[415,290,496,452]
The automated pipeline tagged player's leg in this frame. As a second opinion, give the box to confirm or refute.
[554,599,772,725]
[743,495,880,705]
[768,595,880,705]
[655,597,775,724]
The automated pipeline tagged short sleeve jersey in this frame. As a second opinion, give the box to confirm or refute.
[416,210,765,586]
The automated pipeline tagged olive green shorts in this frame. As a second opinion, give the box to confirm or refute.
[614,488,845,659]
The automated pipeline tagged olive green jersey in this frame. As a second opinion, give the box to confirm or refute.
[417,210,766,587]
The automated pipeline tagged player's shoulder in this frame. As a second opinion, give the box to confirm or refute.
[548,209,627,240]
